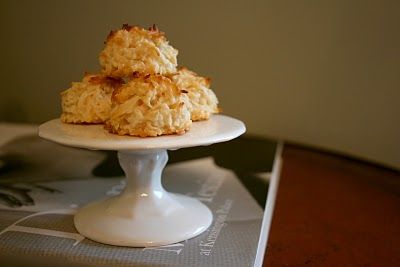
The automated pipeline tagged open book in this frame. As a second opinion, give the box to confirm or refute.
[0,123,282,267]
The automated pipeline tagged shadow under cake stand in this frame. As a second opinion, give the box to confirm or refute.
[38,115,245,247]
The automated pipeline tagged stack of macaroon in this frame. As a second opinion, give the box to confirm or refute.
[60,24,219,137]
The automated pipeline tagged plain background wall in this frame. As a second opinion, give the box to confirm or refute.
[0,0,399,169]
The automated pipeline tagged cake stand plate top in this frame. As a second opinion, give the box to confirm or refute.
[38,115,246,151]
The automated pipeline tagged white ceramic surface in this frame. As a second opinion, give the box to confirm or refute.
[74,150,213,247]
[38,115,246,151]
[38,115,246,247]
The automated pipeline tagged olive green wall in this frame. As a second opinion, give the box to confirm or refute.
[1,1,399,169]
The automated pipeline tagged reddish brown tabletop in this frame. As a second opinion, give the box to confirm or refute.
[265,145,400,266]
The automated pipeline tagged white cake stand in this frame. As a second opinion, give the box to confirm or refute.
[38,115,245,247]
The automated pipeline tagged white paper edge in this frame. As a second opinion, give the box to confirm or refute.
[254,141,284,267]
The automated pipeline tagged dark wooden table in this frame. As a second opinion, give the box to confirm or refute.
[264,145,400,266]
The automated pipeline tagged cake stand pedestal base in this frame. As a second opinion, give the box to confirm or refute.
[74,149,212,247]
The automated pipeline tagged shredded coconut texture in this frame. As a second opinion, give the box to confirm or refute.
[100,25,178,77]
[105,73,192,137]
[170,67,219,121]
[60,74,123,124]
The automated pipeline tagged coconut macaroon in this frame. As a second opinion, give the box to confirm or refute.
[170,67,219,121]
[105,73,192,137]
[100,24,178,77]
[60,74,123,124]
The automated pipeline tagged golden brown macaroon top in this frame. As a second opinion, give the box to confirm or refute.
[105,24,165,44]
[111,72,185,104]
[100,24,178,76]
[170,67,211,88]
[83,73,125,89]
